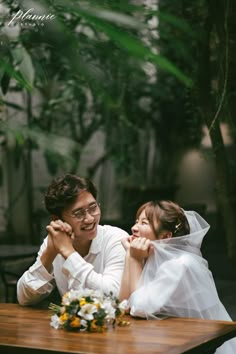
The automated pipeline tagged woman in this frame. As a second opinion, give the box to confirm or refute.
[119,200,236,354]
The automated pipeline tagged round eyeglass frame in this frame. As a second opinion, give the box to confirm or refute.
[64,202,101,222]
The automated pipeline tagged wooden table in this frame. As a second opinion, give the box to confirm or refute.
[0,304,236,353]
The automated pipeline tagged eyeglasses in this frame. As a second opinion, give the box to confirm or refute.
[65,202,100,222]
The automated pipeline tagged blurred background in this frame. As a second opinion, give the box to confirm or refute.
[0,0,236,315]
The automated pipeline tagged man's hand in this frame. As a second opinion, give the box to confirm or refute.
[46,220,75,259]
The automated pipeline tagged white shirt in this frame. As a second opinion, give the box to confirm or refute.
[17,225,128,306]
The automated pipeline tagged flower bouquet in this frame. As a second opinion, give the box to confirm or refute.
[49,288,129,332]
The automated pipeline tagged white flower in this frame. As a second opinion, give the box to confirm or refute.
[102,301,116,319]
[82,288,96,297]
[78,303,97,321]
[62,288,103,306]
[50,314,61,329]
[119,299,129,313]
[49,288,128,332]
[93,297,102,308]
[80,319,88,331]
[62,289,83,305]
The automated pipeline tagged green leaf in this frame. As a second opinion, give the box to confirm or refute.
[157,11,198,39]
[0,58,33,91]
[92,20,193,86]
[66,6,192,86]
[1,71,10,95]
[0,98,24,111]
[0,66,5,82]
[0,55,11,94]
[11,46,35,86]
[46,1,192,86]
[13,141,23,168]
[15,131,25,145]
[76,5,144,29]
[44,150,62,176]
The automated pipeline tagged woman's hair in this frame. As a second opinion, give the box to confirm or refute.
[44,174,97,217]
[136,200,190,239]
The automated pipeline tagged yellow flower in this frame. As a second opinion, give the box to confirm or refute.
[62,292,69,300]
[49,288,129,332]
[70,316,81,328]
[60,312,69,322]
[90,319,98,331]
[117,316,130,327]
[79,297,87,306]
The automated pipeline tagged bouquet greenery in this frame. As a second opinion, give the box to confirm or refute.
[49,288,129,332]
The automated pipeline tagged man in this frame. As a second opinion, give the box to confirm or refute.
[17,174,128,306]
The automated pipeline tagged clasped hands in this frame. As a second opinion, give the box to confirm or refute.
[121,235,154,262]
[45,219,75,259]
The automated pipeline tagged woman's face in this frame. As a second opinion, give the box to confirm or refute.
[131,209,157,241]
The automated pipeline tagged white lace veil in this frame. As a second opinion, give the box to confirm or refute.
[152,210,210,256]
[129,210,236,354]
[128,210,236,354]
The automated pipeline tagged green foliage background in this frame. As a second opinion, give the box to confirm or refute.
[1,0,236,260]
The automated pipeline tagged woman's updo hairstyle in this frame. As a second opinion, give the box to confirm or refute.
[136,200,190,239]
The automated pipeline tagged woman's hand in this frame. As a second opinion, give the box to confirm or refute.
[121,236,132,251]
[129,237,153,261]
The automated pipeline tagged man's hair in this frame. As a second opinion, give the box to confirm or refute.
[44,174,97,217]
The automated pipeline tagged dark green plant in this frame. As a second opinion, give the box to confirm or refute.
[0,0,193,175]
[0,0,194,241]
[156,0,236,261]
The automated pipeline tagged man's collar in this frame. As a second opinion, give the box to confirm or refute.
[88,225,102,255]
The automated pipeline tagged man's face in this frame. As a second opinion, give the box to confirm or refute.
[61,190,101,243]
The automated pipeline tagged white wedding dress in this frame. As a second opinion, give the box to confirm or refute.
[128,211,236,354]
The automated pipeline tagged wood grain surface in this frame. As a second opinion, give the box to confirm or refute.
[0,303,236,354]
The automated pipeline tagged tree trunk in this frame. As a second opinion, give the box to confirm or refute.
[199,0,236,260]
[207,123,236,260]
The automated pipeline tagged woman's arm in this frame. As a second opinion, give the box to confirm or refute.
[119,253,144,301]
[119,237,152,301]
